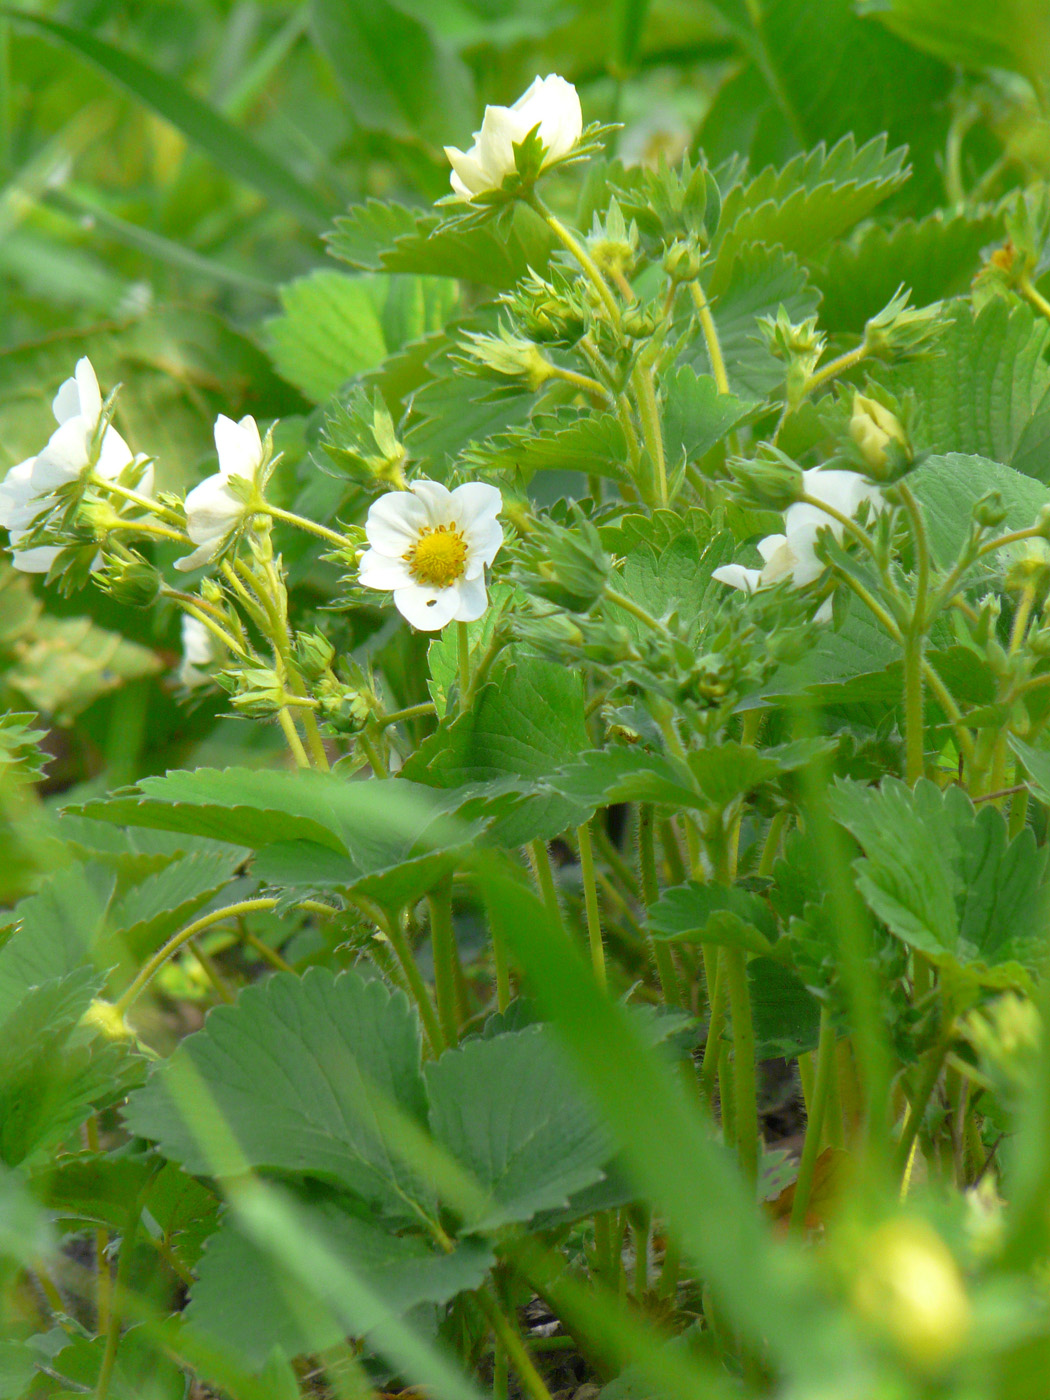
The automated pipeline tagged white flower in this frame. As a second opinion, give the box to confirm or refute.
[445,75,582,201]
[712,467,885,621]
[179,615,216,688]
[358,480,503,631]
[0,357,147,573]
[175,415,264,572]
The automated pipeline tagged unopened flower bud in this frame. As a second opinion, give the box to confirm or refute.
[623,307,656,340]
[295,630,335,681]
[662,240,703,284]
[460,328,554,392]
[98,553,162,606]
[201,577,224,605]
[79,999,131,1041]
[849,393,909,477]
[220,665,287,717]
[728,448,804,511]
[516,507,611,612]
[973,492,1008,530]
[852,1219,970,1374]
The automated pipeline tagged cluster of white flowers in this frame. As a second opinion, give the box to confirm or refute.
[358,480,504,631]
[713,468,885,621]
[175,414,266,571]
[0,358,148,573]
[445,74,582,201]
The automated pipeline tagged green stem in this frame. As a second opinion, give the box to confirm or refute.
[631,357,668,506]
[550,364,614,404]
[264,504,352,549]
[476,1288,555,1400]
[527,193,621,330]
[577,821,607,989]
[428,878,461,1046]
[458,620,471,715]
[799,341,869,399]
[688,280,730,396]
[378,701,438,729]
[114,897,282,1016]
[1020,274,1050,326]
[374,907,446,1055]
[95,1203,142,1400]
[277,707,311,769]
[89,471,184,526]
[723,946,758,1185]
[903,634,925,783]
[530,839,567,933]
[757,809,790,878]
[603,585,670,636]
[639,805,683,1007]
[894,1034,953,1179]
[789,1005,837,1231]
[358,730,389,778]
[492,921,512,1013]
[700,947,726,1108]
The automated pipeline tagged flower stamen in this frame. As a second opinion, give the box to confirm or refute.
[405,524,469,588]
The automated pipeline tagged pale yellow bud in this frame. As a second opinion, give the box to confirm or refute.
[850,394,907,473]
[79,998,131,1041]
[852,1219,970,1373]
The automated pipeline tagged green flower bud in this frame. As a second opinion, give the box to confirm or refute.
[623,307,656,340]
[316,678,374,733]
[220,665,288,718]
[862,287,943,362]
[662,239,703,284]
[727,447,804,511]
[460,327,554,392]
[295,630,336,682]
[972,491,1008,530]
[97,553,162,606]
[514,507,611,612]
[849,393,909,477]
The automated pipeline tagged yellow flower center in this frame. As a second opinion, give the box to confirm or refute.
[405,524,468,588]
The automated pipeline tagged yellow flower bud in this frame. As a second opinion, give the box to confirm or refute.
[852,1219,970,1374]
[79,998,131,1041]
[849,394,908,474]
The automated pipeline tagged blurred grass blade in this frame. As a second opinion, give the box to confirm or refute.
[1,7,331,229]
[475,857,839,1379]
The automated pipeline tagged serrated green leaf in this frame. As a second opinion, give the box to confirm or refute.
[661,366,757,465]
[814,209,1002,334]
[185,1192,492,1367]
[23,1327,186,1400]
[610,529,739,643]
[125,969,433,1220]
[403,652,591,845]
[425,1026,612,1231]
[267,270,457,402]
[714,135,909,266]
[327,199,553,284]
[547,749,702,812]
[462,410,633,484]
[881,301,1050,478]
[829,778,1050,988]
[103,851,245,967]
[649,883,777,951]
[748,957,821,1059]
[910,452,1050,567]
[7,614,160,721]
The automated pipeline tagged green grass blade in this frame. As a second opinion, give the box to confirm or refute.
[2,8,331,230]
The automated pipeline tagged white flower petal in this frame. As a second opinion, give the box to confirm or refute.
[409,478,455,524]
[357,549,415,591]
[184,474,244,543]
[94,424,135,482]
[182,615,214,666]
[30,419,93,490]
[393,582,461,631]
[51,375,81,426]
[9,542,62,574]
[756,533,788,565]
[214,414,263,481]
[450,480,502,526]
[73,358,102,423]
[174,540,221,573]
[445,145,490,198]
[446,74,581,197]
[0,459,38,528]
[814,597,834,623]
[451,572,488,622]
[712,563,763,593]
[365,490,430,555]
[462,516,503,570]
[518,75,582,162]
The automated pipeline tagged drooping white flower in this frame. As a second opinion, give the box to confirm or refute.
[358,480,503,631]
[445,75,583,201]
[712,467,885,621]
[0,357,147,573]
[179,615,216,688]
[175,415,265,572]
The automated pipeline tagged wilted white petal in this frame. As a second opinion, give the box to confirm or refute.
[214,414,263,481]
[393,582,461,631]
[182,615,214,667]
[452,572,488,621]
[356,549,415,591]
[365,491,430,555]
